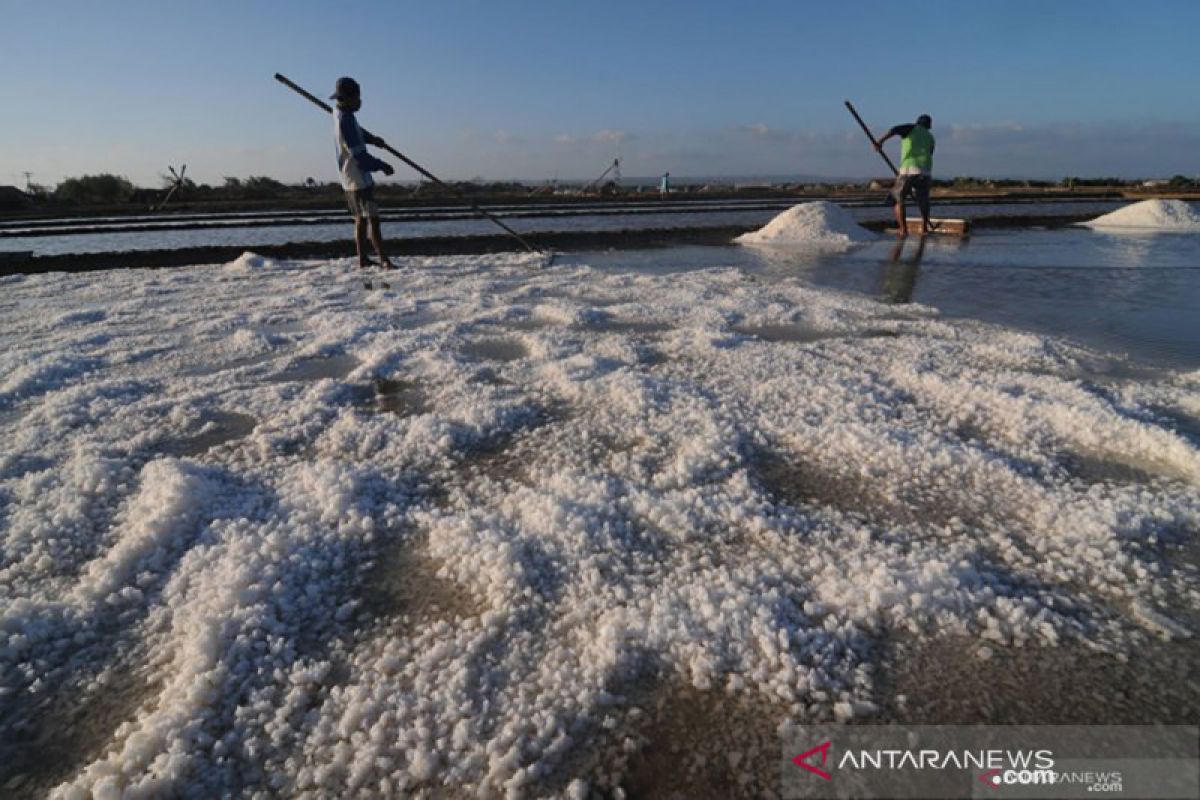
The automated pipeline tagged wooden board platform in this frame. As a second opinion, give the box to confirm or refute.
[886,218,970,236]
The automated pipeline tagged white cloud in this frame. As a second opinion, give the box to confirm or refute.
[553,130,630,148]
[591,129,628,144]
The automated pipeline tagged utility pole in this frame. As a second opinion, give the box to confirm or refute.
[22,172,33,193]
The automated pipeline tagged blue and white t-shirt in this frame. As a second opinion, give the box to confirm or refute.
[334,109,388,191]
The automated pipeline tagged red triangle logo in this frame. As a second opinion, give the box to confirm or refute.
[792,740,833,781]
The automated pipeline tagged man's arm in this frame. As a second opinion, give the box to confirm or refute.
[875,124,914,151]
[340,114,393,174]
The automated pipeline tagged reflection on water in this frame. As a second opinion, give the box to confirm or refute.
[879,237,928,304]
[568,227,1200,370]
[1095,231,1156,267]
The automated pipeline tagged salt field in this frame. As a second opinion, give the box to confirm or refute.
[9,0,1200,793]
[0,199,1130,257]
[1,199,1198,797]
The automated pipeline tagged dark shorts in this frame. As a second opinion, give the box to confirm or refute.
[345,186,379,219]
[891,173,931,206]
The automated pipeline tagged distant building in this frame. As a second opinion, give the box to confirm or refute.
[1141,179,1169,188]
[0,186,32,211]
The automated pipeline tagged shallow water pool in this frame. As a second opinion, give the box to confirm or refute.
[566,226,1200,370]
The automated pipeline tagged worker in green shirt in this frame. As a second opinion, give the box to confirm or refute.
[875,114,935,237]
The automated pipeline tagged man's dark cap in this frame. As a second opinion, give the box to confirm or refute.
[330,76,361,101]
[917,114,932,128]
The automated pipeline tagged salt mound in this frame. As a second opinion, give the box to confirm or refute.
[1083,199,1200,232]
[223,251,277,272]
[735,201,877,248]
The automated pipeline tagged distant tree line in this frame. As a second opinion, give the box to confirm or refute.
[53,174,138,204]
[33,173,344,208]
[940,175,1198,190]
[14,171,1198,211]
[29,173,577,209]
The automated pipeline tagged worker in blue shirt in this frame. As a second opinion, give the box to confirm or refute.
[331,76,395,268]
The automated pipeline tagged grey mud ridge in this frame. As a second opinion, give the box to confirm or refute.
[7,212,1101,275]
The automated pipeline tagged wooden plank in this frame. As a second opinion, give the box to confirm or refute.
[886,218,970,236]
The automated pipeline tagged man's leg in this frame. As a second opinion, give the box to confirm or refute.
[893,197,908,238]
[367,216,393,269]
[916,177,933,233]
[891,176,909,238]
[347,190,371,267]
[354,216,371,267]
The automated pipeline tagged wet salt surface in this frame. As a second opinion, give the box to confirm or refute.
[370,377,430,418]
[570,225,1200,370]
[462,338,528,363]
[0,250,1197,797]
[269,353,360,383]
[160,411,258,458]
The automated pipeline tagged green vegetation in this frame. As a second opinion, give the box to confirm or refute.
[53,174,136,204]
[3,170,1193,217]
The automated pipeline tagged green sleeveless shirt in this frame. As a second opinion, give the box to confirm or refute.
[900,125,934,172]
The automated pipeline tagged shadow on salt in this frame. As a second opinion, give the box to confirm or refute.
[1058,452,1161,486]
[0,662,161,800]
[619,681,785,800]
[733,323,900,344]
[752,448,909,525]
[1149,406,1200,448]
[491,311,670,336]
[361,533,486,629]
[880,631,1200,726]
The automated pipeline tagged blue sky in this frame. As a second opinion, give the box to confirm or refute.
[3,0,1198,187]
